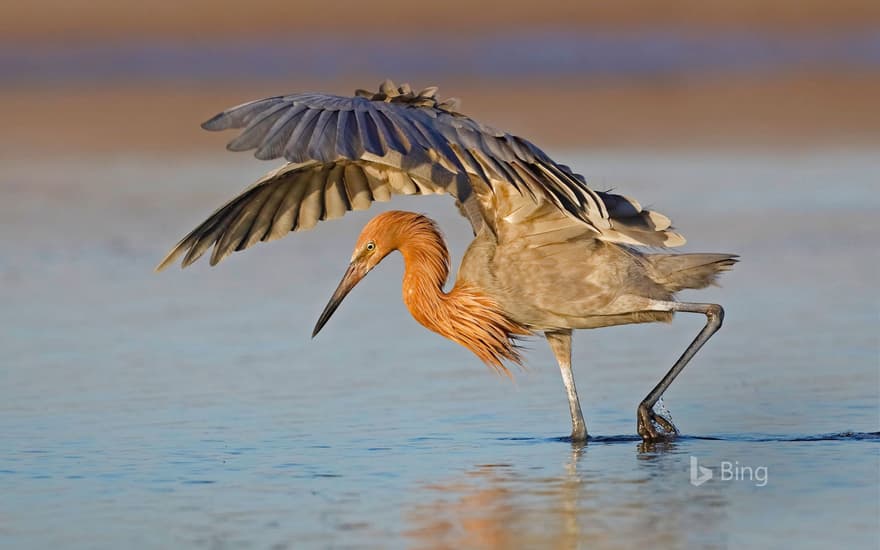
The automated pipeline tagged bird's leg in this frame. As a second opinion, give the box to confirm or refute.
[638,302,725,442]
[546,331,588,442]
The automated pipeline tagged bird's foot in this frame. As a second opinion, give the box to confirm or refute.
[637,402,679,442]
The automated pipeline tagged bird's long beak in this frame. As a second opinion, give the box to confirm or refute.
[312,262,364,338]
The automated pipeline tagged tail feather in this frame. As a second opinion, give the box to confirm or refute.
[648,253,739,292]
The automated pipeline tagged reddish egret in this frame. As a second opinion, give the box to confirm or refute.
[157,80,737,442]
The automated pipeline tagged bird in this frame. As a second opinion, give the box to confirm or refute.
[156,79,737,442]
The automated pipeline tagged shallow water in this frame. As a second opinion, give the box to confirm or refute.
[1,151,878,548]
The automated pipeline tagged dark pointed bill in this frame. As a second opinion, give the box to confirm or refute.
[312,263,364,338]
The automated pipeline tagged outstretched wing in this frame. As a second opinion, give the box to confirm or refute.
[158,80,684,270]
[199,81,611,228]
[488,181,686,250]
[156,158,466,270]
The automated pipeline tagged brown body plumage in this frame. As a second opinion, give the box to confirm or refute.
[157,80,737,442]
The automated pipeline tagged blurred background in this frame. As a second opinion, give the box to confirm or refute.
[2,2,878,549]
[3,0,880,152]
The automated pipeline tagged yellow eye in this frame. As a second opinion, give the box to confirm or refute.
[366,242,375,251]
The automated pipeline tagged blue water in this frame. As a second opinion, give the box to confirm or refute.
[1,152,878,548]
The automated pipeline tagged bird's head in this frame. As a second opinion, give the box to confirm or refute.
[311,211,408,337]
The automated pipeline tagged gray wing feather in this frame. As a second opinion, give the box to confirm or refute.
[335,110,363,159]
[156,159,459,271]
[380,109,432,153]
[405,110,466,171]
[285,108,322,163]
[478,130,516,163]
[307,110,339,162]
[227,101,290,152]
[254,103,309,160]
[372,111,410,154]
[159,83,686,271]
[201,97,285,131]
[354,103,385,156]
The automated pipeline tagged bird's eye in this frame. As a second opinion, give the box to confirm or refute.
[366,242,375,251]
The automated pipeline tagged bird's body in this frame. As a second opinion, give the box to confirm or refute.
[460,217,673,332]
[158,80,737,442]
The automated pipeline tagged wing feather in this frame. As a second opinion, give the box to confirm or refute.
[323,164,350,220]
[358,164,391,201]
[201,97,285,131]
[373,111,410,154]
[342,164,373,209]
[158,82,688,270]
[307,110,339,162]
[266,173,309,241]
[380,109,432,151]
[354,102,385,156]
[335,110,363,159]
[255,103,309,160]
[227,101,290,152]
[184,199,252,262]
[386,169,418,195]
[208,188,269,265]
[297,167,327,230]
[285,108,322,163]
[246,181,292,248]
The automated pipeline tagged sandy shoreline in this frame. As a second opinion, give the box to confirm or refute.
[4,0,880,41]
[5,1,876,154]
[3,72,878,155]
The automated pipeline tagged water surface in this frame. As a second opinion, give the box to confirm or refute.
[1,151,878,548]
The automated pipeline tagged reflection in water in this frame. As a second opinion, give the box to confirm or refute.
[405,442,729,549]
[2,154,876,548]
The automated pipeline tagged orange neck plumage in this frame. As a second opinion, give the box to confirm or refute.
[386,213,529,373]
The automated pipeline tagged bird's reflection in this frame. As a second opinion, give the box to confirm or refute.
[404,440,728,549]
